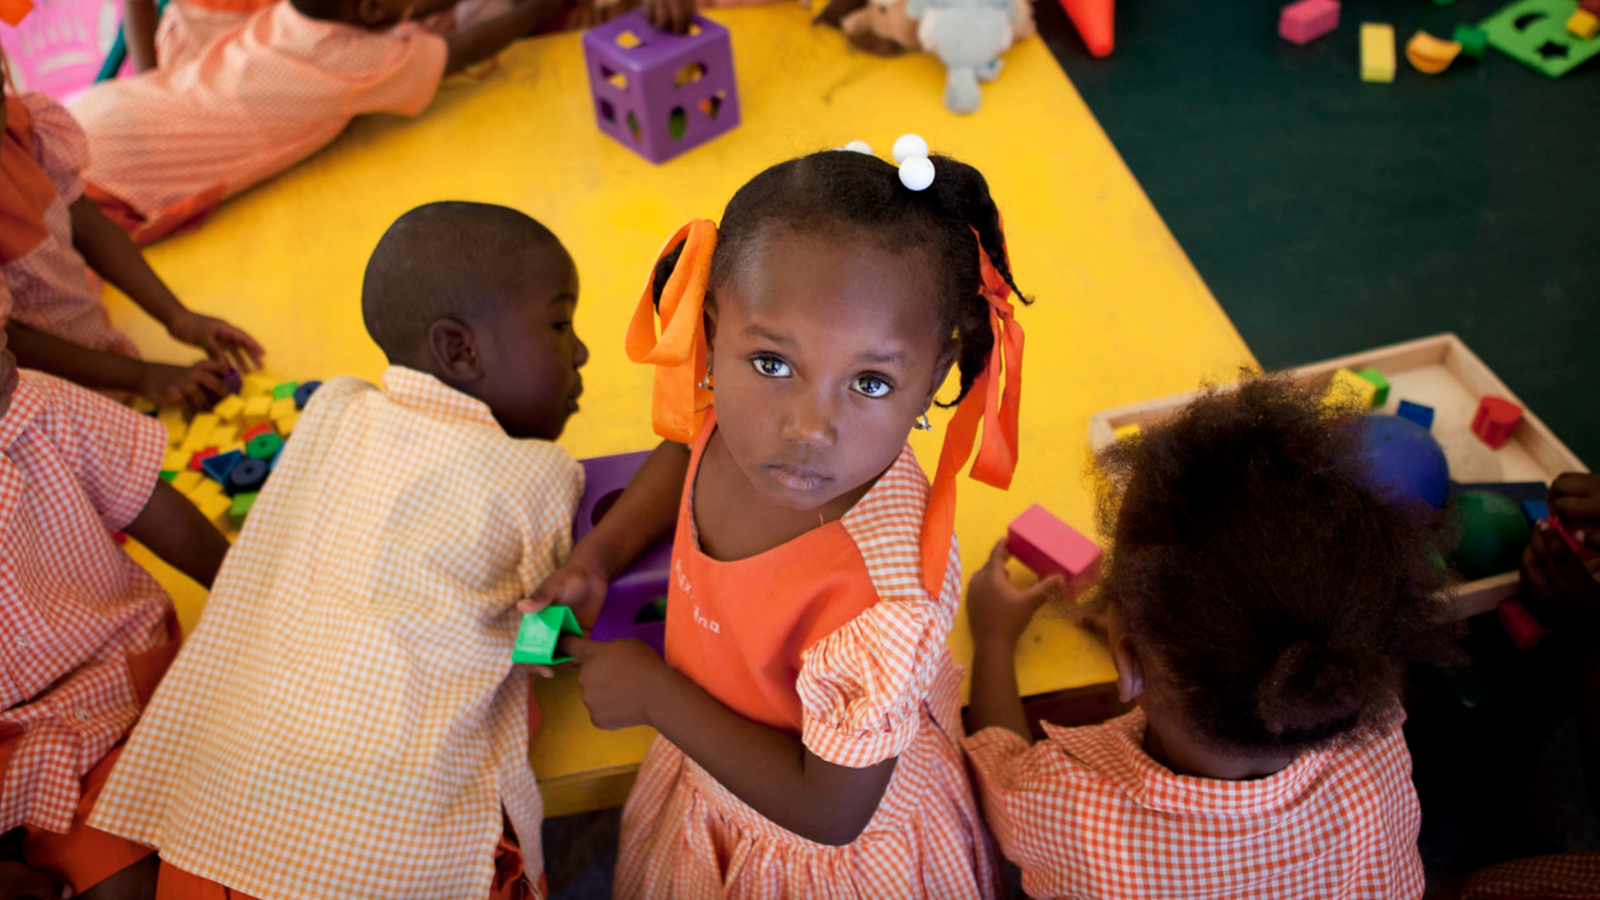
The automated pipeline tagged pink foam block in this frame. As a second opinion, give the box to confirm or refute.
[1007,505,1103,592]
[1497,599,1548,650]
[1279,0,1340,44]
[1471,396,1522,450]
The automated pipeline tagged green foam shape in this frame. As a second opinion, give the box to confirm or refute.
[1356,368,1390,406]
[512,605,584,665]
[272,381,299,400]
[1453,24,1489,58]
[1480,0,1600,77]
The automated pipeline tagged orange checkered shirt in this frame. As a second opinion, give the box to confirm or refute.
[618,416,1002,899]
[0,370,171,834]
[0,94,139,359]
[965,708,1425,899]
[89,367,584,900]
[71,2,449,230]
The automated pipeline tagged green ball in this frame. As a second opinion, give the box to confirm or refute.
[1448,490,1532,580]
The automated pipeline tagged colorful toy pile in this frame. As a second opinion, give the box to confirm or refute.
[151,371,321,532]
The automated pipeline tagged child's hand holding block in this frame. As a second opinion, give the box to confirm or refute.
[513,605,584,666]
[1006,504,1104,598]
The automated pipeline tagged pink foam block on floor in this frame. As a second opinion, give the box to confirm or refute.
[1279,0,1340,45]
[1007,504,1103,592]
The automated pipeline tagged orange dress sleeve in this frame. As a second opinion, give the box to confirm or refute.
[16,94,89,204]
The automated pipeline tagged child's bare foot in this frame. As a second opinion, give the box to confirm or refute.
[0,860,69,900]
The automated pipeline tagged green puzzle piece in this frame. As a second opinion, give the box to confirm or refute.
[512,605,584,665]
[1481,0,1600,78]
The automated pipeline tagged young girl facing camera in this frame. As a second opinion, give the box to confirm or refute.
[963,375,1456,900]
[525,139,1027,898]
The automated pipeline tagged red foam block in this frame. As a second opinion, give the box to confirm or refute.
[1497,598,1548,650]
[1471,396,1522,449]
[1007,504,1103,593]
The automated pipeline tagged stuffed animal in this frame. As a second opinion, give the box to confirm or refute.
[816,0,1032,60]
[907,0,1016,114]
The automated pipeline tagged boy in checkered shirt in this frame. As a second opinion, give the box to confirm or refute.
[962,375,1457,900]
[0,324,231,899]
[89,202,588,900]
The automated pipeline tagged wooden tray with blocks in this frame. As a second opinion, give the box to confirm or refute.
[1087,333,1591,618]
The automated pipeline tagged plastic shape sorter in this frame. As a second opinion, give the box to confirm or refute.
[577,451,672,654]
[582,10,740,164]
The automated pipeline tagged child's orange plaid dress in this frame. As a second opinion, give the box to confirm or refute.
[965,708,1425,899]
[89,367,584,900]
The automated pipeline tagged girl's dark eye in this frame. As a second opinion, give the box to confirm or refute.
[752,356,792,378]
[852,375,892,398]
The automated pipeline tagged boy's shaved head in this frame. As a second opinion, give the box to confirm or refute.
[362,201,563,364]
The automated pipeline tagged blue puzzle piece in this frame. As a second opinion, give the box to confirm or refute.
[293,380,323,411]
[1396,400,1435,431]
[200,449,244,484]
[224,457,269,496]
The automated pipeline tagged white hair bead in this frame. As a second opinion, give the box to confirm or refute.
[898,155,935,191]
[892,133,930,164]
[841,140,874,155]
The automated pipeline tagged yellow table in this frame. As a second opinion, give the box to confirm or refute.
[110,3,1252,818]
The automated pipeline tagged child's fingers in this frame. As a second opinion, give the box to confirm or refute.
[516,596,550,615]
[984,538,1010,571]
[1024,574,1067,604]
[526,663,556,679]
[559,634,595,663]
[188,365,227,398]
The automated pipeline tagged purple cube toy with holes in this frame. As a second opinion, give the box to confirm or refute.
[582,10,740,164]
[577,451,672,654]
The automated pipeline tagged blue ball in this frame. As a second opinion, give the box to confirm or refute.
[1359,414,1450,508]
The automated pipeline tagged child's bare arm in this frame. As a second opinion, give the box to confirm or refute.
[123,0,162,72]
[964,540,1063,740]
[521,440,688,626]
[444,0,565,74]
[124,480,231,588]
[6,320,231,407]
[68,196,264,372]
[565,635,897,845]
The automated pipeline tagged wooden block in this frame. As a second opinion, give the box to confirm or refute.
[1497,598,1548,650]
[131,397,157,414]
[212,395,246,423]
[171,470,204,496]
[1279,0,1339,45]
[242,372,277,399]
[188,448,219,471]
[1361,23,1396,83]
[1323,367,1378,411]
[1356,367,1390,405]
[230,491,259,526]
[1396,399,1435,430]
[185,478,224,505]
[163,450,192,473]
[158,407,188,445]
[240,422,274,443]
[1471,396,1522,449]
[195,492,233,531]
[269,398,297,422]
[207,425,237,449]
[277,412,299,437]
[188,413,220,444]
[272,381,299,401]
[1007,504,1104,596]
[242,396,273,427]
[1568,8,1599,38]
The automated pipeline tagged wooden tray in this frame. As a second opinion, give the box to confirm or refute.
[1087,333,1590,617]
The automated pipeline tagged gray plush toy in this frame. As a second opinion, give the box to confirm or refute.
[907,0,1016,114]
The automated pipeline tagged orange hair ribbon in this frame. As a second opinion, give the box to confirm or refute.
[0,0,32,26]
[626,220,718,444]
[919,230,1025,598]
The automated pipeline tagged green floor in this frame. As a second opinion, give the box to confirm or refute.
[1036,0,1598,467]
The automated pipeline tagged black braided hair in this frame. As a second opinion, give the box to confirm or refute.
[651,149,1027,405]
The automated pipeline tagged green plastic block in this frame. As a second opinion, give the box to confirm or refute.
[246,432,284,460]
[1453,23,1489,57]
[160,469,178,482]
[272,381,299,401]
[1356,368,1390,406]
[230,491,258,524]
[1481,0,1600,77]
[512,605,584,665]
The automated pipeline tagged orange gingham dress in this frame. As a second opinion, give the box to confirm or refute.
[616,413,1001,900]
[0,94,139,359]
[70,2,449,238]
[965,707,1426,900]
[1,370,172,837]
[88,366,584,900]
